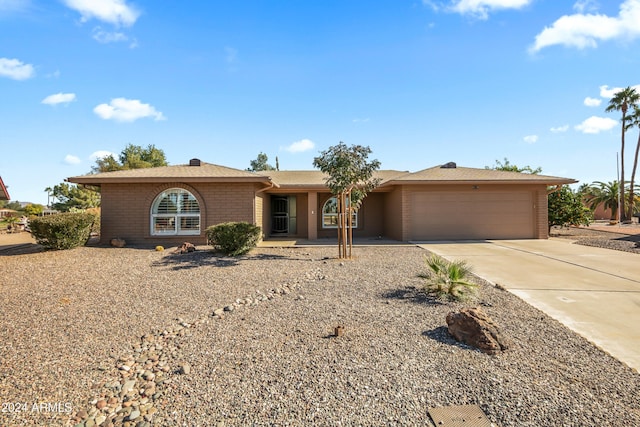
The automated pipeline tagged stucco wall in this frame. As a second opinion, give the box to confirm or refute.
[316,192,385,239]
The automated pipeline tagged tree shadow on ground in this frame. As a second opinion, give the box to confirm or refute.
[152,250,308,270]
[0,243,44,256]
[380,286,444,306]
[615,234,640,244]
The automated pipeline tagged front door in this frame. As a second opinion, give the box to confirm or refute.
[271,196,297,235]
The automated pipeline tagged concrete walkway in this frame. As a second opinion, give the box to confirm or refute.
[417,239,640,372]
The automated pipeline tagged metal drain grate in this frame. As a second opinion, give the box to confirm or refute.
[428,405,494,427]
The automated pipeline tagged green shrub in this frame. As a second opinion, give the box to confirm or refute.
[420,255,478,301]
[29,212,97,250]
[206,222,262,256]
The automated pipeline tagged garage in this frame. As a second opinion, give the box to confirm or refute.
[409,190,535,240]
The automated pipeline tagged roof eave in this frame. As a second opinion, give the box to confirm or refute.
[386,179,578,185]
[67,176,273,185]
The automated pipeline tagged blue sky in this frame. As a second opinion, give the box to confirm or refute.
[1,0,639,205]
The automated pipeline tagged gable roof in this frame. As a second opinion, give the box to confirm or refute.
[263,170,409,188]
[0,176,9,200]
[67,161,577,188]
[386,165,576,185]
[67,162,273,186]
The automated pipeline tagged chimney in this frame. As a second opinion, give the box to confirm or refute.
[189,158,201,166]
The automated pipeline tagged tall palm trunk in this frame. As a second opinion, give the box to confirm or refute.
[628,131,640,220]
[620,111,627,222]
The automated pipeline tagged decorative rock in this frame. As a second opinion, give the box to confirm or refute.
[122,379,137,393]
[223,305,234,312]
[178,362,191,375]
[213,308,225,317]
[110,238,126,248]
[96,399,107,410]
[445,307,510,355]
[127,409,141,421]
[174,242,196,254]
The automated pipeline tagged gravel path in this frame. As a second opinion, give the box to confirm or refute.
[550,225,640,254]
[1,244,639,426]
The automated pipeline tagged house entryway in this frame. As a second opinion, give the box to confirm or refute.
[271,196,297,236]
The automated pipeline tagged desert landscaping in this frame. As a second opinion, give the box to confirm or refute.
[1,228,639,426]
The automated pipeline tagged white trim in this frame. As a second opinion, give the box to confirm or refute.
[150,188,201,236]
[321,196,357,229]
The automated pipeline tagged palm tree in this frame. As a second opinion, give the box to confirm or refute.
[585,181,622,221]
[605,86,640,222]
[420,255,478,301]
[626,105,640,220]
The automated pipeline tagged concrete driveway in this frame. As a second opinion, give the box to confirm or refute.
[417,239,640,372]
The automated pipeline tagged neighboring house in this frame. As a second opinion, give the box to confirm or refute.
[67,159,576,246]
[0,176,9,201]
[0,209,17,218]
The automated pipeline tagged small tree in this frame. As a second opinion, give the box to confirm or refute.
[247,152,276,172]
[91,144,168,173]
[313,142,381,259]
[51,183,100,212]
[4,214,19,233]
[24,203,44,216]
[548,185,592,230]
[486,158,542,174]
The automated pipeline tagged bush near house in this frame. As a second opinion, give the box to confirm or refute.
[29,212,97,250]
[206,222,262,256]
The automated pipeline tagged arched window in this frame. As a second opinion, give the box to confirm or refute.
[151,188,200,235]
[322,196,358,229]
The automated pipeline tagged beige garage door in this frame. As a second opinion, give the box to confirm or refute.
[410,191,534,240]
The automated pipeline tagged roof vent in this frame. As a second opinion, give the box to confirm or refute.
[189,158,201,166]
[441,162,457,169]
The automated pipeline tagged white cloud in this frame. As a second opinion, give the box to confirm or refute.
[574,116,618,134]
[64,154,82,165]
[42,92,76,105]
[573,0,599,14]
[282,139,315,153]
[523,135,538,144]
[530,0,640,53]
[0,57,35,80]
[550,125,569,133]
[0,0,31,14]
[63,0,140,26]
[447,0,533,20]
[599,84,640,98]
[583,96,602,107]
[92,27,128,43]
[93,98,166,122]
[89,150,116,160]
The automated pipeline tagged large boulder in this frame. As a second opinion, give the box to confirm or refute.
[446,307,509,354]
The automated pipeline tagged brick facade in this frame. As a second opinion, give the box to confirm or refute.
[100,182,260,246]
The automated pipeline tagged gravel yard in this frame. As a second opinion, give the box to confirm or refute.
[1,241,639,426]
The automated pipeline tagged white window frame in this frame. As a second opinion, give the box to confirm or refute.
[322,196,358,229]
[150,188,201,236]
